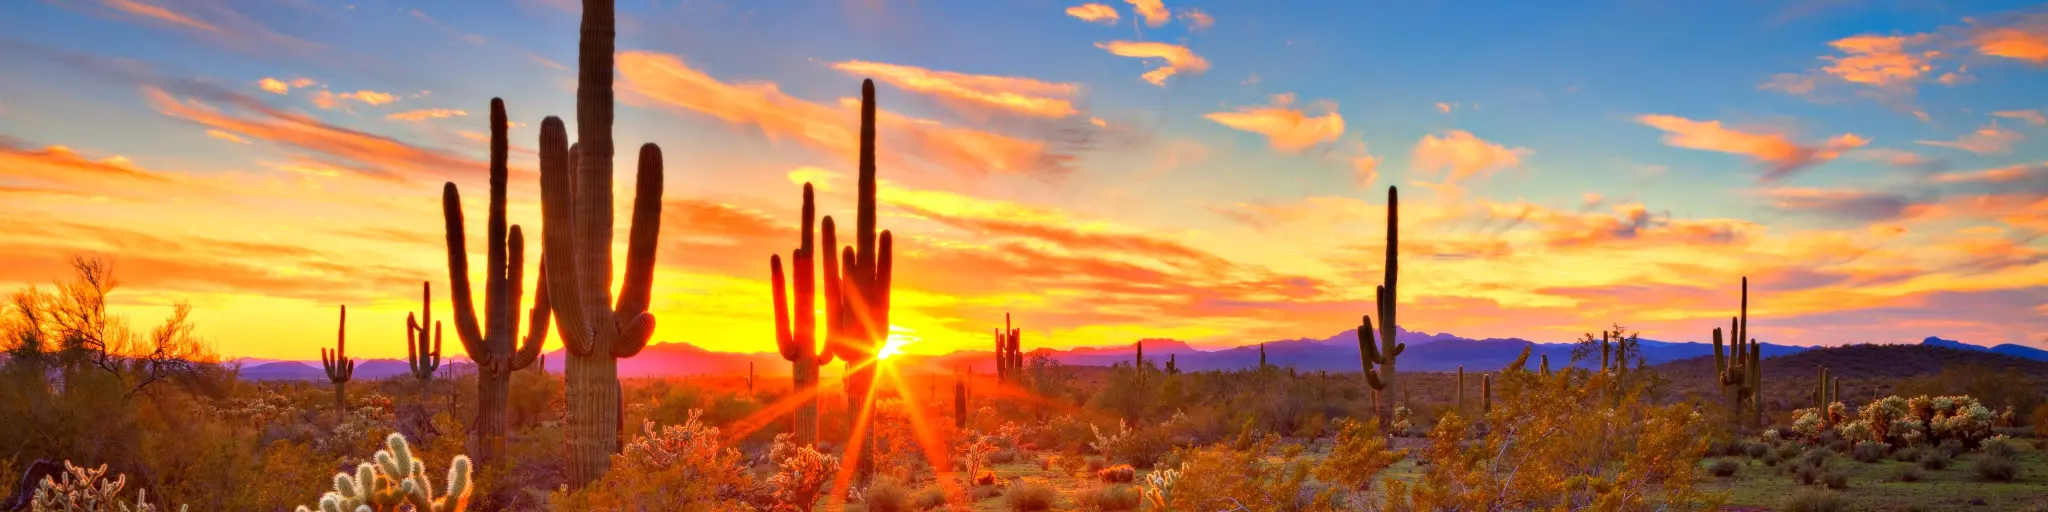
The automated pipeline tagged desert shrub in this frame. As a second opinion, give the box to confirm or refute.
[1084,456,1107,473]
[988,450,1018,464]
[1793,464,1821,485]
[1773,443,1803,461]
[1851,441,1888,463]
[1982,435,2018,459]
[862,477,911,512]
[1087,421,1171,468]
[1894,465,1923,482]
[969,484,1003,501]
[551,411,749,511]
[1778,489,1849,512]
[1034,415,1092,452]
[973,472,997,486]
[1004,478,1057,512]
[1313,417,1406,507]
[1761,450,1784,466]
[1055,454,1089,477]
[1707,458,1740,477]
[1821,469,1849,489]
[1893,446,1923,463]
[1076,484,1141,511]
[1918,450,1950,471]
[1096,464,1135,483]
[1744,442,1768,458]
[1973,456,2018,482]
[910,487,947,511]
[1936,438,1965,456]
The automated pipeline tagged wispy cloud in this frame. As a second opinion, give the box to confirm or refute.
[100,0,217,32]
[1125,0,1169,27]
[384,108,469,122]
[1967,10,2048,64]
[1204,93,1344,153]
[310,89,398,109]
[1411,130,1530,185]
[1992,109,2047,126]
[829,60,1082,118]
[616,51,1079,179]
[256,77,314,95]
[1635,114,1867,182]
[1095,41,1210,86]
[1917,122,2023,154]
[1065,3,1119,25]
[204,129,250,144]
[142,87,483,182]
[1178,8,1214,31]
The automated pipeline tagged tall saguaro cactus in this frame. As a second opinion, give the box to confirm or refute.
[535,0,667,486]
[954,372,967,429]
[1357,186,1404,423]
[323,305,356,413]
[1456,366,1465,412]
[405,281,443,386]
[770,183,838,448]
[443,98,553,470]
[816,80,898,480]
[1712,277,1762,432]
[995,315,1022,383]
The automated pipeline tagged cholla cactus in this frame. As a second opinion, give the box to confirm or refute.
[295,433,472,512]
[767,433,840,512]
[1790,408,1824,438]
[30,461,186,512]
[1838,419,1873,443]
[1142,464,1182,509]
[1389,406,1413,435]
[1759,429,1779,441]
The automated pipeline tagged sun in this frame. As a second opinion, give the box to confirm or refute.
[877,335,910,360]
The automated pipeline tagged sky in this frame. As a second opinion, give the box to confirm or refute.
[0,0,2044,361]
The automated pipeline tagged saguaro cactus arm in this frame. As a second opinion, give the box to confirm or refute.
[323,305,355,383]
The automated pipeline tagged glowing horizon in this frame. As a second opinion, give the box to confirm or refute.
[1,1,2045,361]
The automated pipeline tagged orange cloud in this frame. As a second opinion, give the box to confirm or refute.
[1178,8,1214,31]
[1756,187,1924,222]
[1526,202,1753,249]
[142,86,484,182]
[1203,93,1344,153]
[385,108,469,121]
[616,51,1075,178]
[1125,0,1169,27]
[829,60,1081,118]
[1351,155,1381,188]
[1095,41,1210,86]
[1410,130,1530,184]
[1852,148,1939,169]
[1759,73,1818,95]
[1933,162,2046,183]
[1993,109,2047,126]
[1065,3,1119,25]
[1916,123,2023,154]
[204,129,250,144]
[1970,12,2048,63]
[101,0,218,32]
[1821,34,1937,88]
[310,89,398,109]
[0,140,174,195]
[1634,114,1867,182]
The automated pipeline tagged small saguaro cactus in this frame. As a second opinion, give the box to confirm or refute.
[770,183,838,448]
[1540,354,1551,375]
[953,372,967,429]
[1259,343,1268,369]
[404,281,443,385]
[323,305,356,413]
[1457,366,1465,412]
[1356,186,1404,423]
[1481,374,1492,413]
[1816,366,1831,409]
[1135,341,1144,371]
[748,362,755,393]
[295,433,473,512]
[995,314,1022,383]
[444,98,553,470]
[1165,354,1179,375]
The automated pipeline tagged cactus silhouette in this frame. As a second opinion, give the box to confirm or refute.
[1712,277,1762,431]
[442,98,552,470]
[404,281,442,386]
[954,372,968,429]
[1457,366,1465,412]
[1259,343,1268,369]
[322,305,355,414]
[995,314,1022,383]
[535,0,668,485]
[1356,186,1404,423]
[1482,374,1492,413]
[770,185,837,447]
[815,80,897,479]
[294,433,472,512]
[1165,354,1179,375]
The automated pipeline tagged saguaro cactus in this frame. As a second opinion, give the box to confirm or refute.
[533,0,668,485]
[769,184,838,447]
[954,372,967,429]
[444,98,553,470]
[1357,186,1404,423]
[995,315,1022,382]
[405,281,443,386]
[1481,374,1492,413]
[1457,366,1465,412]
[1165,354,1179,375]
[323,305,356,413]
[1135,341,1144,370]
[1712,277,1763,431]
[1259,343,1268,369]
[815,80,896,480]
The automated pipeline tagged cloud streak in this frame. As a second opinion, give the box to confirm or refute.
[1635,114,1867,182]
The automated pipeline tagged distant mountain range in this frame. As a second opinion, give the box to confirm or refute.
[232,327,2045,381]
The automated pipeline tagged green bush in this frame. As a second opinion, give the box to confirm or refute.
[1778,489,1849,512]
[1708,458,1740,477]
[1851,441,1888,463]
[1919,450,1951,471]
[1894,465,1923,482]
[1822,468,1850,489]
[1982,437,2019,459]
[1893,446,1923,463]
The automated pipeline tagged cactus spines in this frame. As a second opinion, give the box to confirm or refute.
[322,305,356,412]
[444,98,554,470]
[1356,186,1404,423]
[771,183,838,448]
[405,281,443,384]
[537,0,668,482]
[295,433,473,512]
